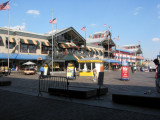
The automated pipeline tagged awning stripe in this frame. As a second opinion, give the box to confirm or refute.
[32,40,37,45]
[88,47,91,51]
[24,39,29,44]
[6,37,16,43]
[61,43,66,48]
[74,55,80,60]
[96,49,100,53]
[80,56,84,59]
[66,44,71,48]
[44,41,49,46]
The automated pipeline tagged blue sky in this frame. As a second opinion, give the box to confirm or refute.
[0,0,160,60]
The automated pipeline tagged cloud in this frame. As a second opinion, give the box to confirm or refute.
[90,24,97,27]
[157,4,160,8]
[5,23,26,31]
[26,10,40,15]
[133,7,142,15]
[152,37,160,42]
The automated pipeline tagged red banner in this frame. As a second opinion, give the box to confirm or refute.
[122,66,129,79]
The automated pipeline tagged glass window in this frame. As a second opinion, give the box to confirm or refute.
[28,45,36,53]
[92,63,95,69]
[41,46,48,54]
[6,43,14,49]
[86,63,91,70]
[80,63,84,69]
[21,44,28,53]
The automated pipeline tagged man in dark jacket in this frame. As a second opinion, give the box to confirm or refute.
[153,59,160,93]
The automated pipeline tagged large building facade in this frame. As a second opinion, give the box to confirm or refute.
[0,27,104,71]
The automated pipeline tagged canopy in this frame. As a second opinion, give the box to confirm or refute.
[102,59,121,64]
[23,61,36,65]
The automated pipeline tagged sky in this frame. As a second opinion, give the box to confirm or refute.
[0,0,160,60]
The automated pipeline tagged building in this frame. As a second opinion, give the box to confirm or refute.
[0,27,104,71]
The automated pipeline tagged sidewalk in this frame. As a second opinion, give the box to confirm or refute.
[0,89,160,120]
[0,71,160,119]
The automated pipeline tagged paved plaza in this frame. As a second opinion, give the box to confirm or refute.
[0,70,160,120]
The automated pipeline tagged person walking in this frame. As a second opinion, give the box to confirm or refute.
[133,64,137,73]
[40,66,44,78]
[131,65,134,73]
[93,67,97,82]
[153,59,160,93]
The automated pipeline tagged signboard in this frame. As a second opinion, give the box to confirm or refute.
[37,57,42,60]
[121,60,129,80]
[67,63,75,79]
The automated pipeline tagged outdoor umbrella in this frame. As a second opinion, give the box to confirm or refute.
[23,61,35,65]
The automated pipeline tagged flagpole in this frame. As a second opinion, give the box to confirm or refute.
[85,29,86,49]
[7,0,10,74]
[53,17,57,74]
[51,9,53,74]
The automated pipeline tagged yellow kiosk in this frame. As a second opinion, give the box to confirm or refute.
[78,58,104,76]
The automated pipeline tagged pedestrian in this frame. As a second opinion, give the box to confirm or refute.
[40,66,44,78]
[133,64,136,73]
[44,63,50,76]
[131,65,134,73]
[153,59,160,93]
[93,67,97,82]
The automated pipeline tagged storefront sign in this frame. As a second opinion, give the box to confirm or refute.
[37,57,42,60]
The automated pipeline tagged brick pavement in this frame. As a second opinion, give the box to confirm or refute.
[0,70,160,119]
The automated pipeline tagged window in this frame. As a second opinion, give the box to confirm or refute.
[86,63,91,70]
[92,63,95,69]
[28,45,36,53]
[42,46,48,54]
[80,63,84,69]
[6,43,15,49]
[21,44,28,53]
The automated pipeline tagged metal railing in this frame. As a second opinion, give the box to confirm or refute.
[38,75,69,96]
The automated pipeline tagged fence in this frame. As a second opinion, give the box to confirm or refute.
[38,75,69,96]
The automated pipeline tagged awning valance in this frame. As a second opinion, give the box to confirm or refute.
[0,53,48,60]
[20,39,39,45]
[59,43,78,49]
[59,43,67,48]
[6,37,16,43]
[42,41,52,46]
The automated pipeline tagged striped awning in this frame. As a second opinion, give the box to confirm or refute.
[60,43,67,48]
[89,48,94,52]
[42,41,52,46]
[6,37,16,43]
[87,47,91,52]
[20,39,40,45]
[96,49,100,53]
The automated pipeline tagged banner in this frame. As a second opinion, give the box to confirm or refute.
[121,60,129,80]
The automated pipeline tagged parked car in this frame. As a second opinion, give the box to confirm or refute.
[24,67,36,75]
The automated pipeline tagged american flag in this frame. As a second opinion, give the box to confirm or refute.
[81,26,86,31]
[49,18,57,24]
[0,1,9,10]
[109,26,112,29]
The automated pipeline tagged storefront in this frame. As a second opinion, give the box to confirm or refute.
[78,58,104,76]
